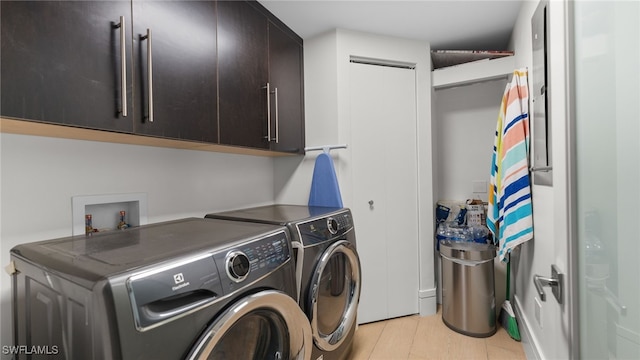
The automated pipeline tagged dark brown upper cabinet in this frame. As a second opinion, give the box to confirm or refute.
[1,1,134,133]
[1,0,303,154]
[267,19,305,154]
[217,0,269,149]
[131,1,218,143]
[1,0,218,143]
[218,1,304,154]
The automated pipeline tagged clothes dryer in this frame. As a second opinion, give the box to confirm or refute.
[206,205,361,360]
[10,218,311,360]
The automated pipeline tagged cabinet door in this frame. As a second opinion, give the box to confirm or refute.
[217,0,269,149]
[268,21,305,154]
[1,1,133,133]
[132,0,218,142]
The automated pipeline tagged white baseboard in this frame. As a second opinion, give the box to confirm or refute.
[513,295,542,360]
[419,287,437,316]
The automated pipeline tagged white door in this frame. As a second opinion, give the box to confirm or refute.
[536,1,639,358]
[349,61,419,324]
[571,1,640,358]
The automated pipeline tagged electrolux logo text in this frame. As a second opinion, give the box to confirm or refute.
[171,272,190,291]
[2,345,59,356]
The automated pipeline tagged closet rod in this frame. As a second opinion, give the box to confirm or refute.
[304,144,348,153]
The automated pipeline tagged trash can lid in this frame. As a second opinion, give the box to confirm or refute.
[439,240,496,261]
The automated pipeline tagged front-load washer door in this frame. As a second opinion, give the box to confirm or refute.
[308,240,361,352]
[187,290,312,360]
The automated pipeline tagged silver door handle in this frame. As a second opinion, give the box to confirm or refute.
[141,29,153,122]
[116,16,127,117]
[530,166,553,172]
[534,264,563,304]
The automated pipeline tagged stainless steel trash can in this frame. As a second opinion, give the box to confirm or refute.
[440,240,497,337]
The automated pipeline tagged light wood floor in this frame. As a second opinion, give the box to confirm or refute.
[349,307,526,360]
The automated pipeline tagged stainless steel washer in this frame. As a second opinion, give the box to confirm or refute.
[206,205,361,360]
[10,218,312,360]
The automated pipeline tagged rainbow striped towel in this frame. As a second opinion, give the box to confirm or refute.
[487,69,534,262]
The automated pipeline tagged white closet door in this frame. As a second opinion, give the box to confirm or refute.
[350,62,419,324]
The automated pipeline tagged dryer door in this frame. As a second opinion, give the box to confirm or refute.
[308,240,362,351]
[187,290,312,360]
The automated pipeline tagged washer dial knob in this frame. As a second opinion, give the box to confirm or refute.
[226,251,250,283]
[327,217,339,235]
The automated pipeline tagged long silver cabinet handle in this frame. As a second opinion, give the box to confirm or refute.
[264,82,271,141]
[116,16,127,117]
[273,86,279,144]
[141,29,153,122]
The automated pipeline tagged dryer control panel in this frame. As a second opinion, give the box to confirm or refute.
[213,230,290,294]
[295,210,354,246]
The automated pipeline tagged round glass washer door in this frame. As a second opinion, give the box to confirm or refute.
[187,290,312,360]
[308,240,361,351]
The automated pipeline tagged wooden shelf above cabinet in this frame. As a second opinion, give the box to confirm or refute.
[432,55,516,89]
[0,118,297,157]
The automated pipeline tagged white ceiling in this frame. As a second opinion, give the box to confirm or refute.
[257,0,525,50]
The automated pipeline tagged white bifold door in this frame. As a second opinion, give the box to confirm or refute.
[349,61,419,324]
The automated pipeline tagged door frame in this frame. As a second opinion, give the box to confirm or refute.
[565,1,580,357]
[348,60,420,323]
[513,1,573,359]
[333,29,436,319]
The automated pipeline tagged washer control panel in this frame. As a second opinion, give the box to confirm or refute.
[127,254,223,330]
[126,228,290,330]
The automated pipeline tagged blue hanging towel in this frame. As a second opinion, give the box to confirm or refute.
[308,152,343,208]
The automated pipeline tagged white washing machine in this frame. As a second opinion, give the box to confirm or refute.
[206,205,361,360]
[10,218,311,359]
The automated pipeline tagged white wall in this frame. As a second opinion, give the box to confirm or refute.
[433,79,506,203]
[275,28,436,316]
[432,78,509,310]
[509,0,546,357]
[509,1,572,359]
[274,30,339,205]
[0,133,275,347]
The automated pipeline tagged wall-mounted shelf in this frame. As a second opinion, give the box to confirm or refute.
[432,55,515,89]
[0,118,298,157]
